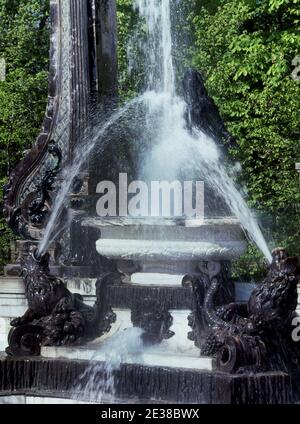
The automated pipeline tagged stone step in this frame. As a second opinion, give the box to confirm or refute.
[0,395,90,405]
[0,276,193,309]
[131,272,184,286]
[0,276,23,293]
[41,345,213,371]
[0,276,261,302]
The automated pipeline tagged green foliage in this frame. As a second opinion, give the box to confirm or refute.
[232,243,268,281]
[191,0,300,275]
[116,0,206,97]
[0,0,50,272]
[117,0,144,99]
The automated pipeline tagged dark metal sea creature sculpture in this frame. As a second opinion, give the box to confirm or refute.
[6,248,116,356]
[190,248,300,373]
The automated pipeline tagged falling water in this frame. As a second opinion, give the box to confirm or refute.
[73,328,143,403]
[134,0,175,96]
[133,0,272,262]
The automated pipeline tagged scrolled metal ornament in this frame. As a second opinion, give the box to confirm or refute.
[6,325,44,357]
[3,140,62,240]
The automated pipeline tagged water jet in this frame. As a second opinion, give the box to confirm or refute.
[1,0,299,405]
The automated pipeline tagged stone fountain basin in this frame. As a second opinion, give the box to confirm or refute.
[82,217,247,263]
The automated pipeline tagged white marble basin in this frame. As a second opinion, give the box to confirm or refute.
[83,217,247,264]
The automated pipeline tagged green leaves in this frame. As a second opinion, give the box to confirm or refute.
[117,0,144,100]
[269,0,290,12]
[192,0,300,274]
[0,0,50,272]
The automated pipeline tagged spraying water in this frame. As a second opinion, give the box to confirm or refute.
[73,328,143,403]
[38,96,145,256]
[133,0,272,262]
[38,0,271,263]
[134,0,175,96]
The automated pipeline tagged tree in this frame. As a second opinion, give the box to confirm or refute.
[0,0,50,272]
[191,0,300,271]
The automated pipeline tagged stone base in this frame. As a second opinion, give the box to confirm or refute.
[0,394,90,405]
[1,276,299,404]
[0,357,293,404]
[41,345,213,371]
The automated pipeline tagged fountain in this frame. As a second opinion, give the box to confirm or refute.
[0,0,300,405]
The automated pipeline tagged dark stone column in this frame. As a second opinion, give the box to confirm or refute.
[69,0,91,158]
[92,0,118,101]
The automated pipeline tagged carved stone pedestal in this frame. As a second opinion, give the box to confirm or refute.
[83,217,246,350]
